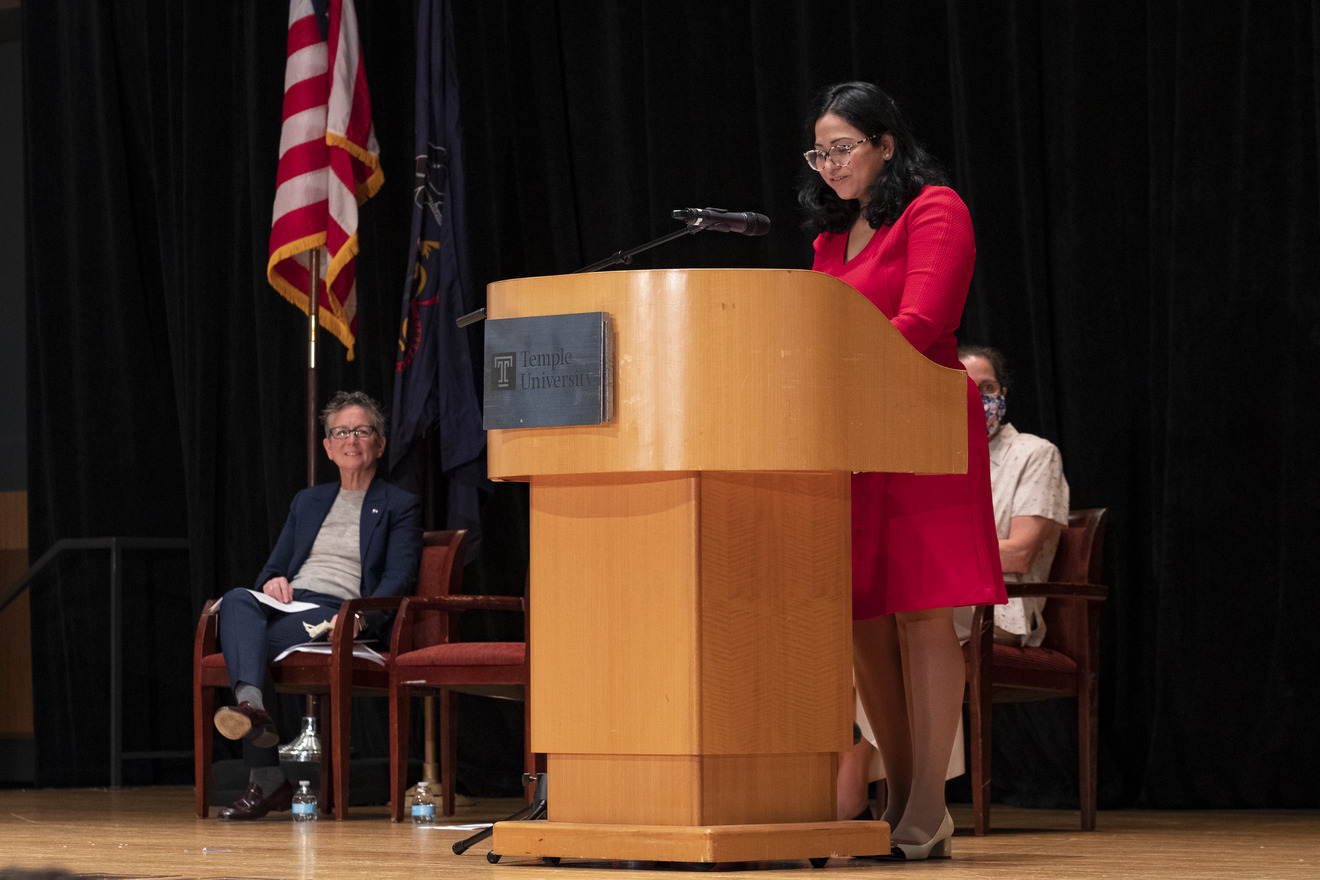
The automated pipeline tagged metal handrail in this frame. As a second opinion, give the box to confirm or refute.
[0,535,189,787]
[1,536,189,613]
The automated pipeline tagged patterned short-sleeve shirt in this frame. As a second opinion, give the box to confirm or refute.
[987,422,1070,644]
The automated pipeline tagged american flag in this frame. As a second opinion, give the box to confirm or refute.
[267,0,383,361]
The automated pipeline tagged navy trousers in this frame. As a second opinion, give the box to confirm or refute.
[217,587,344,767]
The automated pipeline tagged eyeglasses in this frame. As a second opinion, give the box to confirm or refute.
[803,134,882,171]
[977,381,1003,398]
[328,425,378,440]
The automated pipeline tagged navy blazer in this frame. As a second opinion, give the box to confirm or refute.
[255,477,423,623]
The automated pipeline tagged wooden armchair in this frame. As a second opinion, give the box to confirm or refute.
[388,574,535,821]
[193,529,466,819]
[963,508,1108,835]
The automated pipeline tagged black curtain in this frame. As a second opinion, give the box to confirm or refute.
[23,0,1320,806]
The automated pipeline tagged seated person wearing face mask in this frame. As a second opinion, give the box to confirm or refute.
[953,344,1070,646]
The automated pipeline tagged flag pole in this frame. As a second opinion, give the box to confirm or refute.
[307,248,320,489]
[283,246,326,771]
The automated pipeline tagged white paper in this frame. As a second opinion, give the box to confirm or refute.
[272,641,386,665]
[245,588,320,613]
[209,589,323,614]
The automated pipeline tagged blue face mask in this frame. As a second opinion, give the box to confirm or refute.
[982,393,1007,437]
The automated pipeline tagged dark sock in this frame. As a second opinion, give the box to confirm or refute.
[250,766,285,792]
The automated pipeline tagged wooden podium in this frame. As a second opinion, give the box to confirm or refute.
[485,269,966,866]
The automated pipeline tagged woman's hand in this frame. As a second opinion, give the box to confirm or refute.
[261,576,293,604]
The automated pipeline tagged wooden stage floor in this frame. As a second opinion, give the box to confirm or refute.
[0,786,1316,879]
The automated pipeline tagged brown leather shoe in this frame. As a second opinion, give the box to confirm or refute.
[218,778,294,820]
[214,702,279,748]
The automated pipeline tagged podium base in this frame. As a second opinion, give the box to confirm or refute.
[490,818,889,866]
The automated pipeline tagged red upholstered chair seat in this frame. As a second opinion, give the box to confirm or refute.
[200,647,392,672]
[395,642,525,668]
[983,643,1077,677]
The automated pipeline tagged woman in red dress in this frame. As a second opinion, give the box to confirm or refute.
[800,82,1005,860]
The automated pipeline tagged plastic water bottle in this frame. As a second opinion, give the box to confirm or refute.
[292,779,317,822]
[411,781,436,825]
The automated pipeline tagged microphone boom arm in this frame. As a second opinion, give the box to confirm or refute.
[575,223,705,274]
[455,217,719,326]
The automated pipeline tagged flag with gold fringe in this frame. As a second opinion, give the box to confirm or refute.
[267,0,382,360]
[389,0,486,550]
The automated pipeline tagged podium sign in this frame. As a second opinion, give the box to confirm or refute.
[482,311,612,429]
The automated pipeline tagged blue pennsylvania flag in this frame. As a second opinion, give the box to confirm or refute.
[390,0,485,539]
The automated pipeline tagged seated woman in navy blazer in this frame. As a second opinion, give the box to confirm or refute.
[212,390,422,820]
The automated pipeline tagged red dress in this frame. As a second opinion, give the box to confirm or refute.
[812,185,1005,618]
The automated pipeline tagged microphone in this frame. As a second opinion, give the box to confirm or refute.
[671,207,771,236]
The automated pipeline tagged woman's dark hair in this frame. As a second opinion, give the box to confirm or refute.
[957,343,1013,393]
[798,82,948,234]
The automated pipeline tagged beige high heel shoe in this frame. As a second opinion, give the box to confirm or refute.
[880,809,954,861]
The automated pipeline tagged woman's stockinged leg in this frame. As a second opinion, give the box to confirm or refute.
[891,606,963,845]
[852,614,912,828]
[837,737,878,820]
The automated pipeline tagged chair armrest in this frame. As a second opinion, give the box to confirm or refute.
[998,580,1107,667]
[1003,581,1108,602]
[392,595,527,655]
[331,596,407,655]
[407,596,525,613]
[340,595,408,613]
[192,597,221,664]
